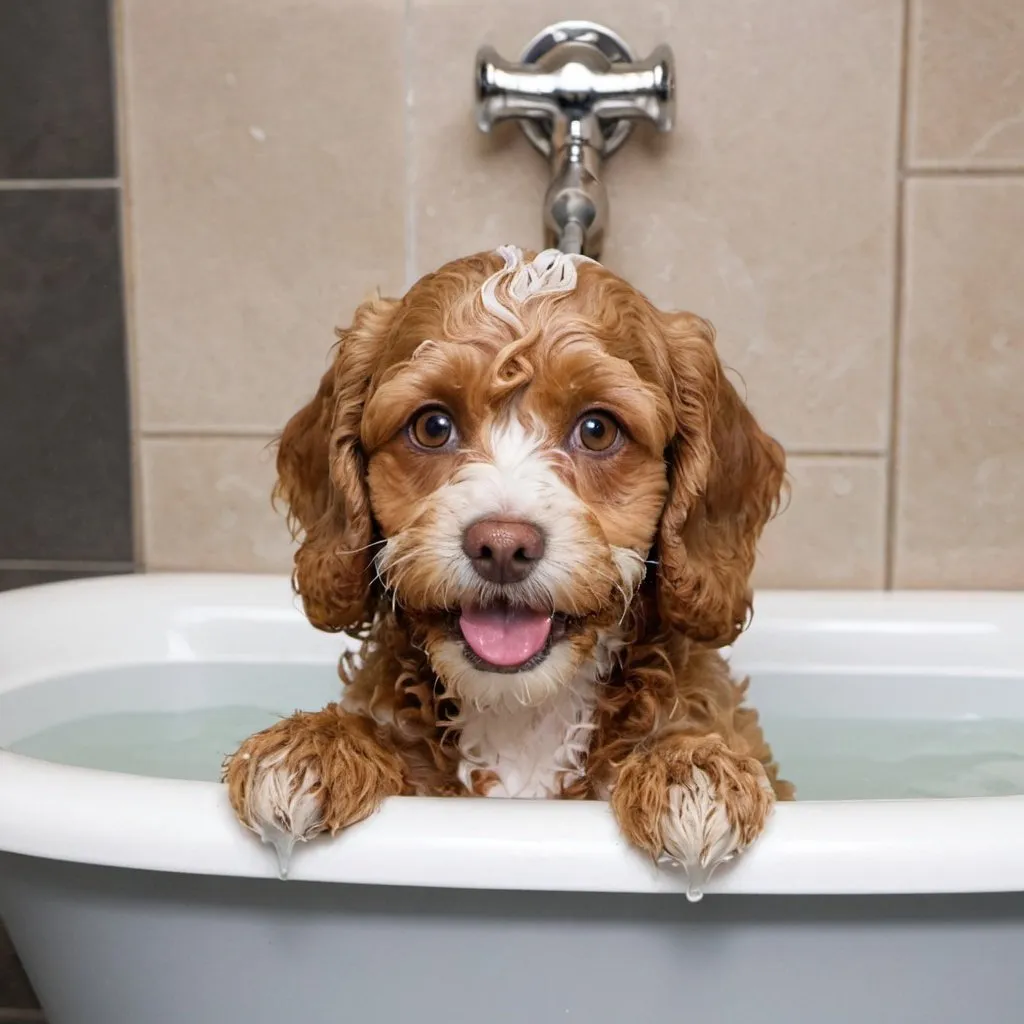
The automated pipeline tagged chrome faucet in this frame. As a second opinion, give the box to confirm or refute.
[475,21,675,258]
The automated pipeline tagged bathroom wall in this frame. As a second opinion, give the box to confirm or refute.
[113,0,1024,590]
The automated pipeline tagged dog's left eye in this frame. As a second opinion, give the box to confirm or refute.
[409,408,456,450]
[572,411,622,453]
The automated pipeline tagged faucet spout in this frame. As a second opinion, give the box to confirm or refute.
[544,112,607,256]
[557,221,585,255]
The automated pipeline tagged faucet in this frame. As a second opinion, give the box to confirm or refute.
[475,21,675,259]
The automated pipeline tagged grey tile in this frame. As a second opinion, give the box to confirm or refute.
[0,925,38,1012]
[0,564,132,592]
[0,190,132,562]
[0,0,116,179]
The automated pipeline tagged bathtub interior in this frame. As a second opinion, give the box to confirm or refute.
[2,578,1024,801]
[4,658,1024,801]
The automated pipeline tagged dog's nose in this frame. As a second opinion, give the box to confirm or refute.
[462,519,546,584]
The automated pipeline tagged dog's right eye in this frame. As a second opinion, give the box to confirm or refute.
[572,410,622,454]
[409,408,456,450]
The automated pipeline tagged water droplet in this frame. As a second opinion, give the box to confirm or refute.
[275,844,293,879]
[259,828,296,879]
[684,861,712,902]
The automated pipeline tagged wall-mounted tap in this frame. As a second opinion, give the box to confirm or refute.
[475,21,675,259]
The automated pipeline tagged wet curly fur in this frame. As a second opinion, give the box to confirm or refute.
[225,248,793,874]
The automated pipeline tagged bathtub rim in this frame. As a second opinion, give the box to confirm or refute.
[2,572,1024,896]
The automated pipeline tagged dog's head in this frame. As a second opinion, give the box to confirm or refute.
[277,247,785,711]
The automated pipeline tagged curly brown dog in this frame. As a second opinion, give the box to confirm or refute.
[224,245,792,887]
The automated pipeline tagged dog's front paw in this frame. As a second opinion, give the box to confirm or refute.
[223,708,406,876]
[612,736,774,899]
[223,718,331,875]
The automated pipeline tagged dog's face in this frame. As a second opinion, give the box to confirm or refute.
[277,248,784,711]
[362,251,675,710]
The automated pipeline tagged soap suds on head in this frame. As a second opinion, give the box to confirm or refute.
[480,245,594,332]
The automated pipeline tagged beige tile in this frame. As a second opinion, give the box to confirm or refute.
[410,0,902,451]
[140,436,294,571]
[894,179,1024,588]
[907,0,1024,169]
[754,456,887,589]
[122,0,405,433]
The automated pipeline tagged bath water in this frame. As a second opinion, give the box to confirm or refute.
[762,717,1024,800]
[9,705,288,783]
[1,663,339,784]
[4,663,1024,800]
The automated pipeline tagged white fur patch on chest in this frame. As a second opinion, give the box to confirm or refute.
[480,245,593,333]
[455,633,625,798]
[456,679,598,798]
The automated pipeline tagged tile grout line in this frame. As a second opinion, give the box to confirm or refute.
[108,0,147,572]
[403,0,416,289]
[0,178,120,190]
[883,0,914,590]
[904,165,1024,179]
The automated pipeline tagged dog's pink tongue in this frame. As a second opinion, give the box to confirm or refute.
[459,606,552,668]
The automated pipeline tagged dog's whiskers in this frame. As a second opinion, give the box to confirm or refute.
[334,538,388,557]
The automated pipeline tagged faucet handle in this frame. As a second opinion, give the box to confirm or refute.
[475,48,562,133]
[475,22,675,158]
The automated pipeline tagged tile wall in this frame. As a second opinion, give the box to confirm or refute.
[116,0,1024,590]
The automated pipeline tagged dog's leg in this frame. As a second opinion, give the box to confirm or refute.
[611,734,775,898]
[223,706,405,874]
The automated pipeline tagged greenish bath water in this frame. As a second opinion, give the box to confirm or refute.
[4,663,1024,800]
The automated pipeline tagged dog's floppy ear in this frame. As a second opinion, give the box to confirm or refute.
[275,295,398,633]
[655,312,786,647]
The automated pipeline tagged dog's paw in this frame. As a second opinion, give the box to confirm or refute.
[223,708,407,876]
[612,736,774,899]
[223,722,330,876]
[657,760,772,898]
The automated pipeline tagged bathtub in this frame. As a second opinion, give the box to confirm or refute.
[2,575,1024,1024]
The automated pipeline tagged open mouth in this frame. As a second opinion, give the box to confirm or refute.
[456,603,571,674]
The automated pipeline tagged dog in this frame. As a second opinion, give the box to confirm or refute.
[224,245,793,887]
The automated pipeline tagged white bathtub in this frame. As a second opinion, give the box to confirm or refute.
[2,574,1024,1024]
